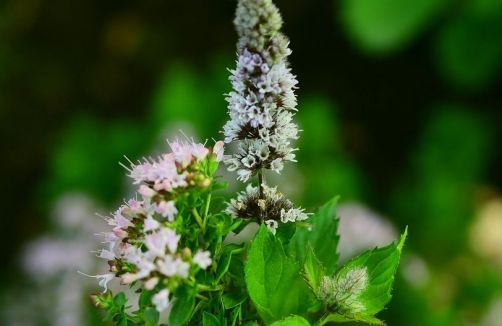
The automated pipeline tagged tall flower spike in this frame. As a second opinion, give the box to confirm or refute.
[223,0,299,182]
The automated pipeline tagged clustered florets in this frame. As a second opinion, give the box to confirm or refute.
[223,0,299,182]
[83,139,223,312]
[317,267,368,313]
[226,183,309,234]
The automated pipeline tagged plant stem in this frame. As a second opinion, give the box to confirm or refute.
[192,207,204,231]
[258,171,265,200]
[203,192,212,229]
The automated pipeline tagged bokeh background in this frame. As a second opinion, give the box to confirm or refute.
[2,0,502,325]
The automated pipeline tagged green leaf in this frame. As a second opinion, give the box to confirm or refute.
[340,0,448,53]
[288,197,339,276]
[168,293,195,326]
[216,243,245,282]
[303,245,326,296]
[113,292,127,308]
[222,292,248,309]
[323,228,408,324]
[202,312,221,326]
[245,224,310,324]
[270,315,311,326]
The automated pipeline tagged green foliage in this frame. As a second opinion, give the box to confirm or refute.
[269,315,311,326]
[245,224,311,324]
[435,8,502,89]
[288,197,340,275]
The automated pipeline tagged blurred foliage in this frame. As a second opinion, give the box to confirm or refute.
[340,0,502,89]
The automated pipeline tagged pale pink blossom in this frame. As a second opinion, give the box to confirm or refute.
[152,289,170,312]
[193,250,212,269]
[77,272,114,293]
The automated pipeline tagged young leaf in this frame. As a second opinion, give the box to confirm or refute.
[270,315,311,326]
[245,224,311,324]
[321,228,408,324]
[303,245,326,296]
[288,197,340,275]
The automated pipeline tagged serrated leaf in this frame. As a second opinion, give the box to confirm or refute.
[168,293,195,326]
[340,0,448,53]
[303,245,326,295]
[288,197,339,276]
[202,311,220,326]
[270,315,311,325]
[323,228,408,324]
[245,224,310,324]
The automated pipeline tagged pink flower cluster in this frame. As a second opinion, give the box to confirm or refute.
[84,139,223,311]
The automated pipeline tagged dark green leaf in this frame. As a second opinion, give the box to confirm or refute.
[275,222,296,244]
[222,292,248,309]
[245,224,310,324]
[288,198,339,275]
[216,243,245,282]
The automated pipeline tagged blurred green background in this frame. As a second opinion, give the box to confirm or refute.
[2,0,502,325]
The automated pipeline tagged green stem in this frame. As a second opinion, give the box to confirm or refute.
[203,192,212,229]
[197,284,224,292]
[192,208,204,231]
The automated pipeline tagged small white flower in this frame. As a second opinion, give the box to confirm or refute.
[78,272,115,293]
[265,220,278,235]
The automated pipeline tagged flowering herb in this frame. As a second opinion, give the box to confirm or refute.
[82,0,406,325]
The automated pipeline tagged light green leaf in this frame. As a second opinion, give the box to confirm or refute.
[245,224,310,324]
[288,197,339,276]
[340,0,448,53]
[270,315,311,326]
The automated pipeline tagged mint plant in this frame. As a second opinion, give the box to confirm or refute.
[81,0,407,325]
